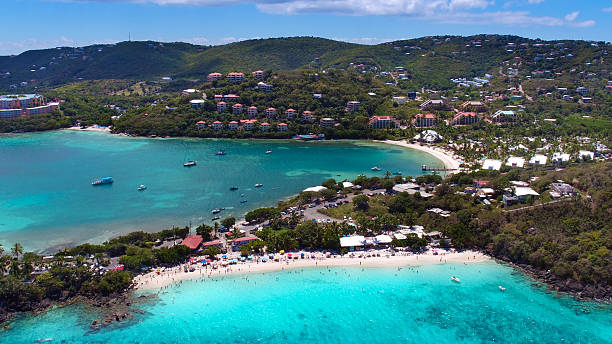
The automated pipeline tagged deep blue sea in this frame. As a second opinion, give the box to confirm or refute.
[2,262,610,344]
[0,130,442,251]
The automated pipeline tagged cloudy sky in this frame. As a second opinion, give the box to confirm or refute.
[2,0,610,55]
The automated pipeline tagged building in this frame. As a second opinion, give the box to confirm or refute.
[394,66,406,73]
[491,110,516,123]
[461,100,488,112]
[227,72,245,83]
[513,187,540,202]
[481,159,502,171]
[265,107,277,118]
[207,72,223,81]
[0,94,59,118]
[241,119,257,131]
[202,240,223,250]
[212,121,223,130]
[340,235,366,250]
[196,121,206,129]
[182,89,198,96]
[392,96,407,104]
[232,236,260,250]
[285,108,296,119]
[257,82,274,92]
[368,116,398,129]
[529,154,548,165]
[260,122,270,131]
[552,152,571,164]
[190,99,205,108]
[181,235,203,250]
[247,106,258,118]
[252,70,264,79]
[319,117,335,128]
[578,150,595,161]
[413,130,443,143]
[232,103,243,115]
[452,112,479,125]
[412,113,436,128]
[277,123,288,131]
[551,182,577,197]
[576,86,588,95]
[228,121,239,130]
[506,156,525,168]
[302,111,314,121]
[217,102,227,113]
[223,94,240,101]
[347,101,360,112]
[419,99,448,110]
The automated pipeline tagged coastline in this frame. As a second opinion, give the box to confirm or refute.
[134,250,488,291]
[377,139,462,173]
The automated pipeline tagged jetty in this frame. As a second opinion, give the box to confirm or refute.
[421,164,457,172]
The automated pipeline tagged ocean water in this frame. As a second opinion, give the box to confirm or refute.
[2,262,610,343]
[0,130,442,251]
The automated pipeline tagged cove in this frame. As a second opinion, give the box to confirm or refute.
[0,130,443,251]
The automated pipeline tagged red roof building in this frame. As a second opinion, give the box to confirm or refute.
[181,235,203,250]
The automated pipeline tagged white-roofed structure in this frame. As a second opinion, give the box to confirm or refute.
[506,156,525,168]
[552,152,571,163]
[514,187,540,197]
[303,186,327,193]
[392,183,420,193]
[578,150,595,161]
[481,159,502,170]
[393,233,407,240]
[414,130,443,143]
[340,235,366,248]
[529,154,548,165]
[342,181,354,188]
[375,234,393,245]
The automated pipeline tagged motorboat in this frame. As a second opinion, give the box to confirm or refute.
[216,151,226,155]
[240,199,248,203]
[184,160,196,167]
[371,166,381,171]
[137,185,147,191]
[212,209,222,214]
[254,183,263,187]
[265,150,272,154]
[211,216,220,221]
[230,186,239,191]
[499,285,506,291]
[92,177,113,186]
[451,276,461,283]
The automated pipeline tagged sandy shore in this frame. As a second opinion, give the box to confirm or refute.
[66,125,111,132]
[378,140,462,172]
[134,250,488,291]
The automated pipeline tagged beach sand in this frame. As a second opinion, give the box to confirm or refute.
[378,140,462,172]
[66,125,111,133]
[134,250,488,291]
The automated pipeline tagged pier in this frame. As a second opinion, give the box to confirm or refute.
[421,164,457,172]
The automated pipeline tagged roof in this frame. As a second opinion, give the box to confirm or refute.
[375,234,393,244]
[233,236,259,243]
[482,159,502,170]
[506,156,525,168]
[303,185,327,193]
[514,187,540,197]
[181,235,203,250]
[340,235,365,247]
[202,240,222,246]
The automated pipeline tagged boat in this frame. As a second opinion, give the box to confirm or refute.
[499,285,506,291]
[216,151,226,155]
[92,177,113,186]
[451,276,461,283]
[183,160,196,167]
[393,171,402,175]
[240,193,245,197]
[254,183,263,188]
[212,208,222,214]
[371,166,381,171]
[265,150,272,154]
[230,186,239,191]
[240,199,248,203]
[137,185,147,191]
[211,216,220,221]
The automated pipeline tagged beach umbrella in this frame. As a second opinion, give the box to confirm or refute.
[280,250,285,254]
[248,255,253,260]
[115,264,124,271]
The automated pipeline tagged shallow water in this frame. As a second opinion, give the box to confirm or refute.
[2,262,610,343]
[0,130,442,251]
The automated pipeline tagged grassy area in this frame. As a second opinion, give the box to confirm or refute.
[319,195,391,219]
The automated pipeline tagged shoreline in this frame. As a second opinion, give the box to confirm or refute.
[377,139,462,173]
[133,250,488,291]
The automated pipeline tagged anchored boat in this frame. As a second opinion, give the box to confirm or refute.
[92,177,113,186]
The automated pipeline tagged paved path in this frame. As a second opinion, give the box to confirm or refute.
[503,198,573,213]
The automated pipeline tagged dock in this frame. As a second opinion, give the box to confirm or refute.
[422,164,457,172]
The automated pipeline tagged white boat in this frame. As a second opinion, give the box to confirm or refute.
[499,285,506,291]
[265,150,272,154]
[254,183,263,187]
[371,166,381,171]
[451,276,460,283]
[137,185,147,191]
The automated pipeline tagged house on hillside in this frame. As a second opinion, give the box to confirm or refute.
[506,156,525,168]
[529,154,548,165]
[277,122,288,131]
[347,101,360,112]
[481,159,502,171]
[217,102,227,113]
[265,107,277,118]
[452,112,479,125]
[247,106,258,118]
[420,99,449,110]
[412,113,436,128]
[461,100,488,112]
[195,121,206,129]
[207,72,223,81]
[285,108,296,120]
[320,117,335,128]
[491,110,516,123]
[369,116,398,129]
[227,72,245,83]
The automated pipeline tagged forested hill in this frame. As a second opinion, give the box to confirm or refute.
[0,35,609,90]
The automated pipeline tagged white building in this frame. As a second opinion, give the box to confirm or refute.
[482,159,502,171]
[506,156,525,168]
[529,154,548,165]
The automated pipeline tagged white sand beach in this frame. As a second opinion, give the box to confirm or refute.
[66,125,111,132]
[134,250,488,291]
[379,140,462,172]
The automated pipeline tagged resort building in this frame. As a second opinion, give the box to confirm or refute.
[228,121,239,130]
[257,82,274,92]
[260,122,270,132]
[0,94,60,118]
[202,240,223,250]
[419,99,448,110]
[551,182,577,197]
[226,72,245,83]
[491,110,516,123]
[223,94,240,101]
[277,123,288,131]
[461,100,488,112]
[451,112,479,125]
[369,116,398,129]
[412,113,436,128]
[195,121,206,129]
[392,96,407,104]
[413,130,443,143]
[265,107,277,118]
[207,72,223,81]
[231,236,260,250]
[302,111,314,121]
[394,66,406,73]
[285,108,296,119]
[340,235,366,250]
[319,117,335,128]
[181,235,203,250]
[232,103,243,115]
[529,154,548,165]
[347,101,361,112]
[252,70,264,79]
[247,106,258,118]
[212,121,223,130]
[217,102,227,113]
[481,159,502,171]
[189,99,205,108]
[214,94,223,102]
[241,119,257,131]
[506,156,526,168]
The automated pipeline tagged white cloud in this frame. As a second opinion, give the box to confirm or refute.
[564,11,579,22]
[603,6,612,12]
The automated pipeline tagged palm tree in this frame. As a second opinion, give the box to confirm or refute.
[0,243,3,256]
[384,171,392,179]
[11,243,23,260]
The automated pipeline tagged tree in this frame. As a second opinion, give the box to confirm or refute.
[11,243,23,260]
[221,217,236,229]
[203,245,221,258]
[353,195,369,211]
[195,224,214,241]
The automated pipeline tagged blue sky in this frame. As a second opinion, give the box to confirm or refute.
[2,0,611,55]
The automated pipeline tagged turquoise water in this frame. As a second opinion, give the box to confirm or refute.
[2,262,610,343]
[0,130,442,251]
